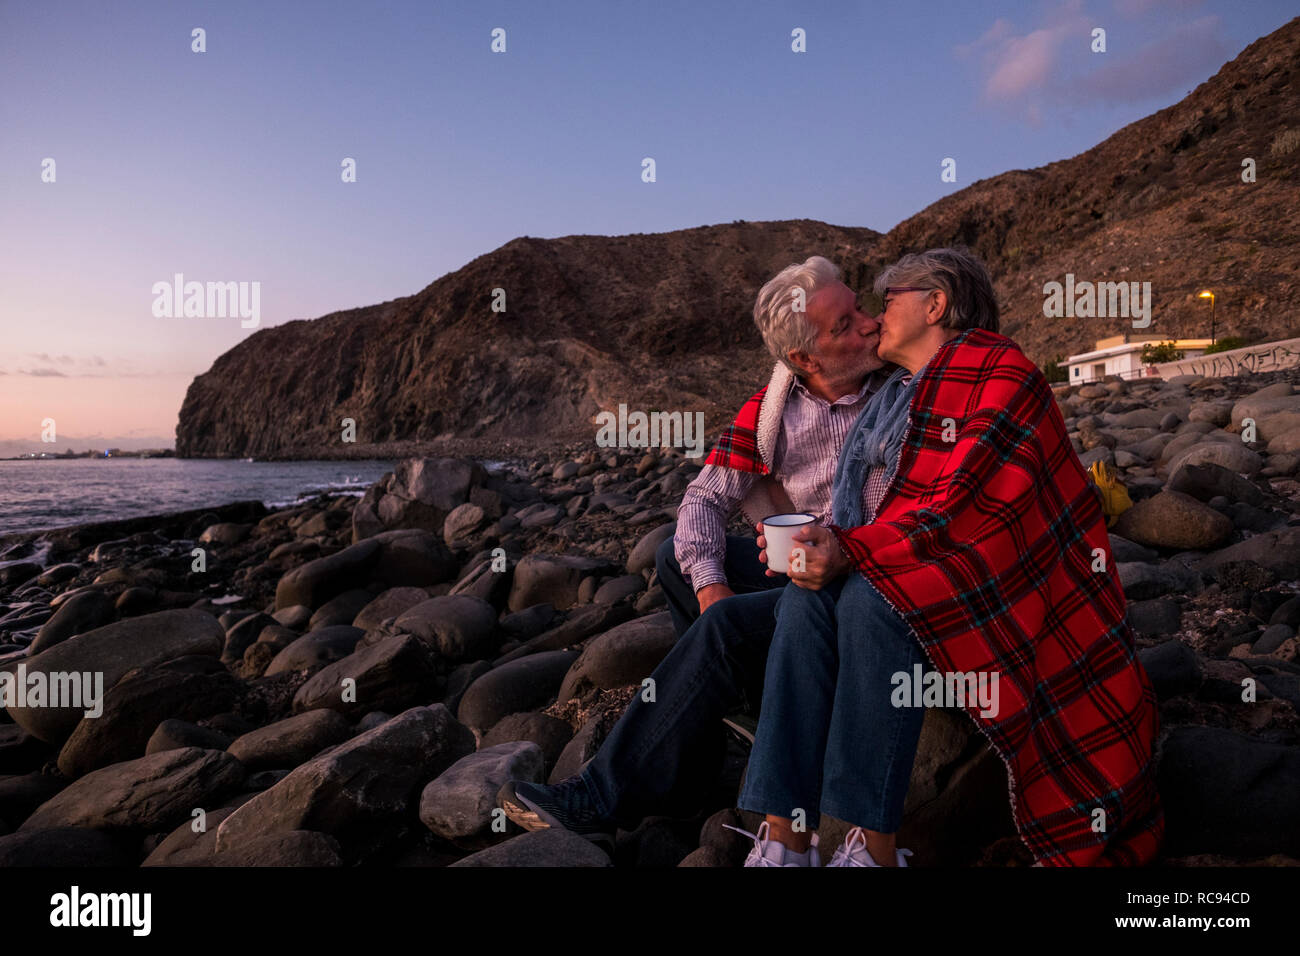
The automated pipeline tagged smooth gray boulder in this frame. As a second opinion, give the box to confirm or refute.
[30,589,115,654]
[274,538,380,610]
[395,595,498,662]
[1157,725,1300,858]
[264,625,364,676]
[418,741,546,843]
[626,523,676,574]
[1112,490,1233,551]
[557,611,677,701]
[353,587,430,631]
[57,656,241,778]
[227,709,354,770]
[291,633,440,718]
[214,705,474,859]
[507,554,613,612]
[20,747,244,833]
[448,827,611,867]
[3,608,224,744]
[456,650,579,736]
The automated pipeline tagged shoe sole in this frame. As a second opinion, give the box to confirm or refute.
[497,782,615,854]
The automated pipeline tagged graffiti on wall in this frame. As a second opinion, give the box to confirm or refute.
[1158,338,1300,378]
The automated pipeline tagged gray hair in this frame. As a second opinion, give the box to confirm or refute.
[873,248,999,333]
[753,255,841,377]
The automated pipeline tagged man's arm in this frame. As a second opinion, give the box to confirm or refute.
[674,463,757,603]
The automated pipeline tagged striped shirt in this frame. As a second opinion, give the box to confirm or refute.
[676,370,908,591]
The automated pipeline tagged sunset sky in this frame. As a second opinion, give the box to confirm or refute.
[1,0,1294,450]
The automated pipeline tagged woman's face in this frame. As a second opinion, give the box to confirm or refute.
[877,287,938,367]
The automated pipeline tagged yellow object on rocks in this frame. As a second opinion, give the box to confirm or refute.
[1088,460,1132,526]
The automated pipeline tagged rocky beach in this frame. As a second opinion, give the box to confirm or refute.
[0,366,1298,867]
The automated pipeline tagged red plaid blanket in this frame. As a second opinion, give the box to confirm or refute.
[703,384,771,474]
[830,329,1164,866]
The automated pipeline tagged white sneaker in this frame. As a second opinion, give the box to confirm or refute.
[723,821,821,867]
[826,827,914,867]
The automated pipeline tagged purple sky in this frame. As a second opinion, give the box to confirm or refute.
[1,0,1293,449]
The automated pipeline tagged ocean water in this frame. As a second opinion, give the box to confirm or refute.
[0,458,403,538]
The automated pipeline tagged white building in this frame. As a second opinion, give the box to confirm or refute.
[1062,335,1215,384]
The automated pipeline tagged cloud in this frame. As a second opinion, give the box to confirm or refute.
[957,3,1228,120]
[22,368,68,377]
[1113,0,1204,18]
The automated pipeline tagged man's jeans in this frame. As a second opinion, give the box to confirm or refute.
[738,571,930,833]
[657,534,788,638]
[574,535,785,829]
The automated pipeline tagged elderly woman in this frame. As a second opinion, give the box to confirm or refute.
[729,248,1164,867]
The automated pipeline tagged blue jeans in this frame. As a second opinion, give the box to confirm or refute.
[656,533,788,638]
[575,536,786,829]
[737,572,930,833]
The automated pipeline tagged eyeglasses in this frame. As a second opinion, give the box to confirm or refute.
[882,286,933,302]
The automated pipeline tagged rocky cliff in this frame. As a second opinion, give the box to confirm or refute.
[176,18,1300,459]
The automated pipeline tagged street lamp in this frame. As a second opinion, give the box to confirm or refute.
[1198,290,1216,345]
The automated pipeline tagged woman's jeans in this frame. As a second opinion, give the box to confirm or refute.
[738,571,930,833]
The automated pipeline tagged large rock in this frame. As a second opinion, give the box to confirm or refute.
[495,603,633,664]
[30,589,115,654]
[394,596,498,662]
[1268,427,1300,455]
[20,748,244,833]
[456,650,580,736]
[394,457,482,513]
[1156,725,1300,858]
[1230,392,1300,443]
[444,503,489,550]
[292,633,440,718]
[1136,639,1202,699]
[275,539,380,610]
[141,806,239,866]
[1117,562,1201,600]
[2,609,223,744]
[480,712,574,774]
[352,587,431,631]
[264,625,364,676]
[227,709,354,770]
[418,741,546,843]
[1197,528,1300,578]
[210,830,344,867]
[507,554,613,612]
[1166,462,1265,506]
[1166,442,1262,478]
[214,705,475,859]
[369,529,458,588]
[1126,599,1183,637]
[627,523,676,574]
[308,589,374,631]
[557,611,677,701]
[57,656,242,778]
[221,611,277,665]
[1111,491,1233,551]
[448,827,611,867]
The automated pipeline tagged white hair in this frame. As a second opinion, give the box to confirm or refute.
[753,256,841,377]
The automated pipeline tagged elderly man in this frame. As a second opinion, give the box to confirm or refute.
[498,254,894,855]
[734,249,1164,867]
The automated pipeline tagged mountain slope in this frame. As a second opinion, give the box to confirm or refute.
[176,18,1300,458]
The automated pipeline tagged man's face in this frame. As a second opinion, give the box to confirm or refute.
[799,282,884,382]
